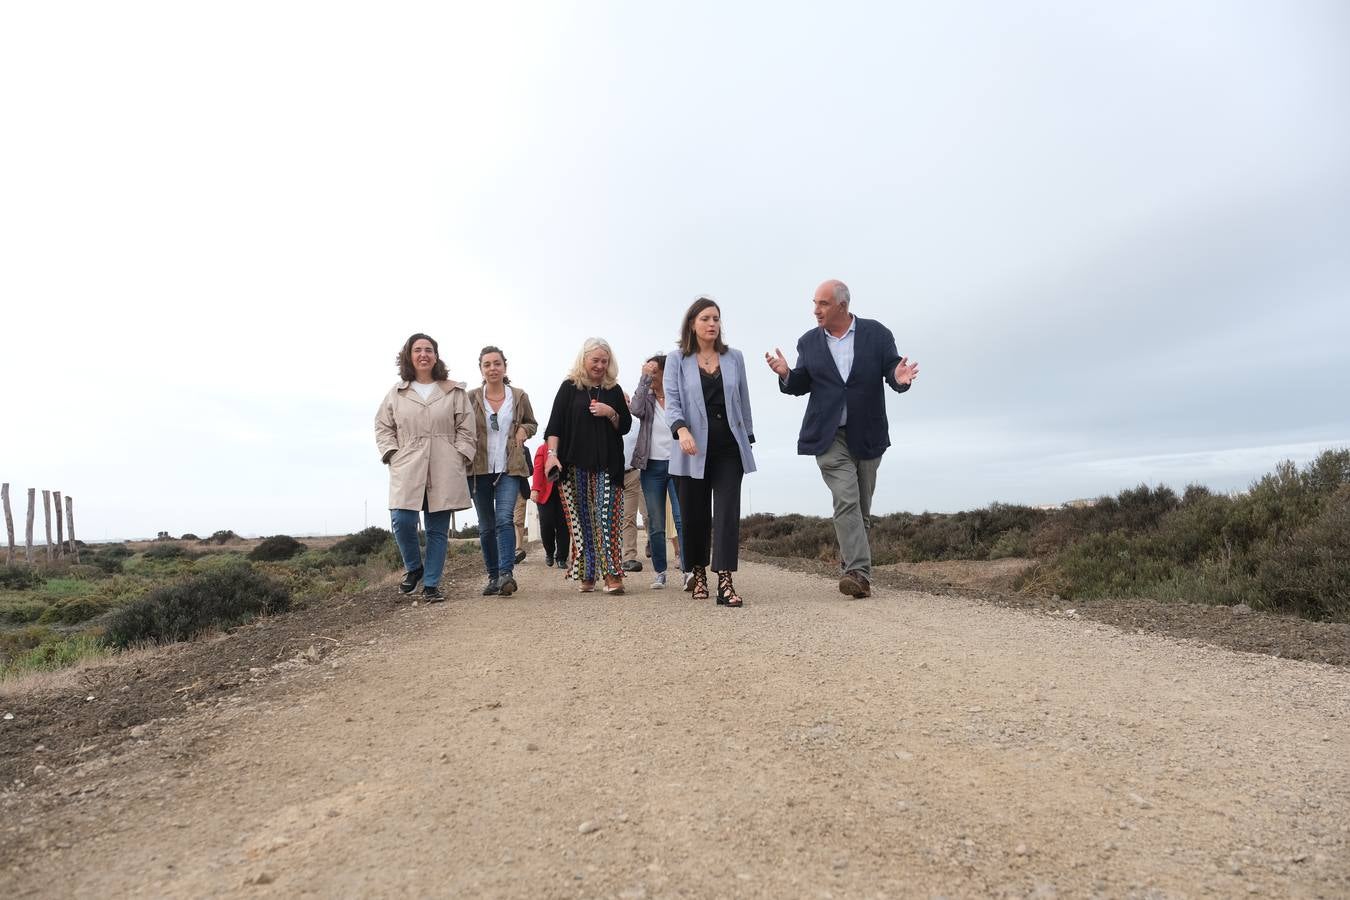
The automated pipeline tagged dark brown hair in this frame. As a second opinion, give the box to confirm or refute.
[678,297,728,357]
[478,345,511,385]
[397,333,448,382]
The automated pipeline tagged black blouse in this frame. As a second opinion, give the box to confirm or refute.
[544,380,632,482]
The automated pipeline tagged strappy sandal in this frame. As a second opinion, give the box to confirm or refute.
[690,566,709,601]
[603,575,625,595]
[579,579,596,593]
[716,571,742,607]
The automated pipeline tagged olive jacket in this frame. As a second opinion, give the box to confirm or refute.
[374,380,476,512]
[466,385,538,479]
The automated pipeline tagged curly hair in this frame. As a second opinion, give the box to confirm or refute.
[565,337,620,389]
[396,333,448,382]
[677,296,728,357]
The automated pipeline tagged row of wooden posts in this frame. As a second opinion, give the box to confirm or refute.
[1,483,80,565]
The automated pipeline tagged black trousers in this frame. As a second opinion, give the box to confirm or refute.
[536,491,570,562]
[676,447,744,572]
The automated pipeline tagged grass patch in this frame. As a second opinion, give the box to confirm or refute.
[1,633,110,679]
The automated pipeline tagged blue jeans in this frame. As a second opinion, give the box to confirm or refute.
[639,459,685,574]
[470,473,522,580]
[390,507,451,588]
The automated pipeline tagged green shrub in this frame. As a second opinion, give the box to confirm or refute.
[989,528,1030,559]
[1253,486,1350,621]
[248,535,307,562]
[143,542,187,560]
[38,595,111,625]
[89,573,155,606]
[103,561,291,648]
[65,564,107,580]
[203,529,241,545]
[90,543,133,574]
[0,565,42,589]
[180,532,201,541]
[0,598,48,625]
[328,527,394,565]
[1022,450,1350,620]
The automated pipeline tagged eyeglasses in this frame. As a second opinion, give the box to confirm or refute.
[489,412,499,432]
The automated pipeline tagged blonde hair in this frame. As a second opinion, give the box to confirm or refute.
[566,337,620,389]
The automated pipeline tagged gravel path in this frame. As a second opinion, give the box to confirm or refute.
[8,559,1349,898]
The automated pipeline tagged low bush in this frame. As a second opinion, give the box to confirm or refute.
[143,542,187,561]
[989,528,1031,559]
[104,561,291,648]
[1023,450,1350,620]
[248,535,307,562]
[0,598,47,625]
[1253,486,1350,621]
[90,544,133,574]
[38,595,111,625]
[328,527,394,566]
[203,529,241,545]
[0,565,42,590]
[180,532,201,541]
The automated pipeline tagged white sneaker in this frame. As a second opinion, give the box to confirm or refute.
[651,572,667,590]
[682,572,694,592]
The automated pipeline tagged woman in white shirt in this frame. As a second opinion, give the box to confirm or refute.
[628,353,687,590]
[467,346,537,598]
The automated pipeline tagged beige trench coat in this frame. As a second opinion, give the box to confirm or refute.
[374,380,476,512]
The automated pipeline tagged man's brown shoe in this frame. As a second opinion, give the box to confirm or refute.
[839,570,871,598]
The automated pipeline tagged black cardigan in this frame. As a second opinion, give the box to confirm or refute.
[544,380,632,482]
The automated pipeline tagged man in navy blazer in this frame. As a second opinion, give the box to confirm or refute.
[767,279,919,598]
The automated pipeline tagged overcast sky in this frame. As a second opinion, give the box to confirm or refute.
[3,2,1347,541]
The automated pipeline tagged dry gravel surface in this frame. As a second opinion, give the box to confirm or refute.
[4,556,1349,898]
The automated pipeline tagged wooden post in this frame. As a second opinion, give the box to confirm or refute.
[2,483,13,565]
[66,496,79,563]
[53,490,64,557]
[42,490,53,561]
[25,488,35,564]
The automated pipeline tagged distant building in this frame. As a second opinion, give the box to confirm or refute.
[1062,498,1100,509]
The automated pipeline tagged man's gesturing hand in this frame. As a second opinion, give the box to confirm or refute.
[894,357,920,386]
[765,348,790,378]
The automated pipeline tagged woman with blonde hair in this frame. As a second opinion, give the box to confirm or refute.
[542,338,633,594]
[374,333,475,602]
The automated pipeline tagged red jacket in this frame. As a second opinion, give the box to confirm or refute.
[530,443,555,503]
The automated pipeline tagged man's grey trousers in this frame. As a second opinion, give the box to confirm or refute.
[815,428,882,579]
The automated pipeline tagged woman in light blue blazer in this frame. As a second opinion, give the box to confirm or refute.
[664,296,757,606]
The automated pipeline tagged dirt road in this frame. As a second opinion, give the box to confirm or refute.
[5,559,1349,898]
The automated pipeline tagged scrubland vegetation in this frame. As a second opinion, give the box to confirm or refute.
[0,527,404,679]
[743,449,1350,622]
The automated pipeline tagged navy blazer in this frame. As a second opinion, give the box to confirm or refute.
[779,317,910,459]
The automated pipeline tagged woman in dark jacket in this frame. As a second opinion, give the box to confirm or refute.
[542,337,633,594]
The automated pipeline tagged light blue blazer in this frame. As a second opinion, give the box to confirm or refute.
[664,347,757,480]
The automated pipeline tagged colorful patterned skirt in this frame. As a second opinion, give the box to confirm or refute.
[559,467,623,583]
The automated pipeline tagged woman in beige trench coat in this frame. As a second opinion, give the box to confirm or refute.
[374,333,475,602]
